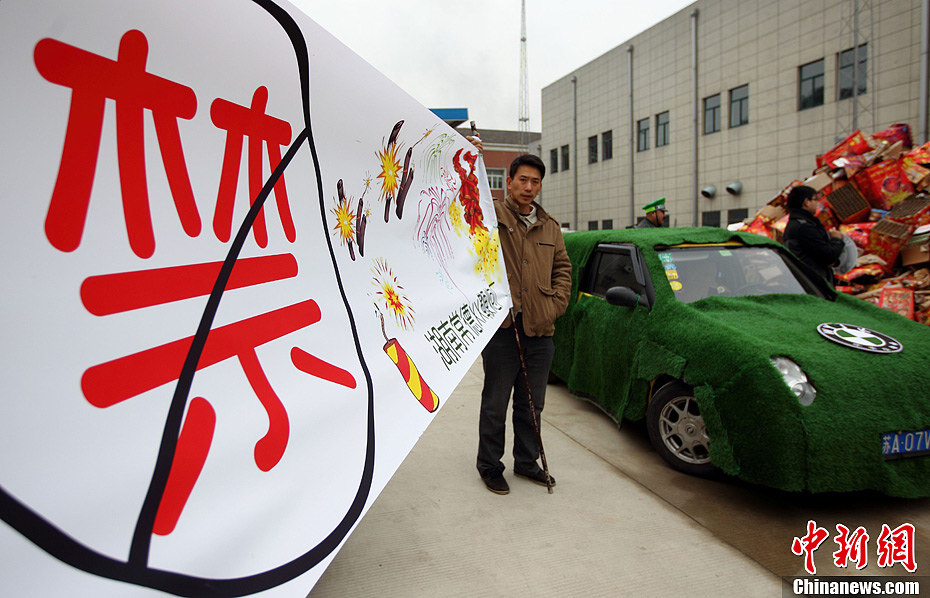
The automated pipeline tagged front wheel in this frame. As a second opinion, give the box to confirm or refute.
[646,381,715,476]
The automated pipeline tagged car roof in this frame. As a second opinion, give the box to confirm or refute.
[563,227,779,267]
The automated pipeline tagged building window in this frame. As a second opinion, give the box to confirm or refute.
[561,144,570,170]
[587,220,599,231]
[799,59,825,110]
[588,135,598,164]
[550,148,558,173]
[637,118,650,151]
[838,44,867,100]
[729,85,749,128]
[601,219,613,230]
[562,222,571,230]
[703,94,720,134]
[487,168,505,190]
[727,208,749,224]
[656,111,669,147]
[602,130,613,160]
[701,210,721,228]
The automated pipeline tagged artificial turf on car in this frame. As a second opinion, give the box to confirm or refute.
[552,228,930,498]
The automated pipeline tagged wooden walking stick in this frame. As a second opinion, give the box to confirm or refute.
[509,309,553,494]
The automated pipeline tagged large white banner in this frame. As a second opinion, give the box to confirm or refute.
[0,1,509,595]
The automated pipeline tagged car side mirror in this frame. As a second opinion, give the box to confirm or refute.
[605,286,649,308]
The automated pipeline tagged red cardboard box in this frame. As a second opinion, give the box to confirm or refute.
[818,130,873,168]
[866,219,915,271]
[879,286,915,320]
[887,197,930,227]
[901,156,930,190]
[815,199,839,229]
[838,222,875,249]
[873,124,913,149]
[852,160,915,210]
[905,141,930,165]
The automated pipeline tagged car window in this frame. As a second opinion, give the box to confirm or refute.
[659,245,825,303]
[583,245,646,298]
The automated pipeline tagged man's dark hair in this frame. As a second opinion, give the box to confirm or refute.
[786,185,817,210]
[508,154,546,180]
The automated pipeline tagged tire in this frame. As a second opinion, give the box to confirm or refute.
[646,381,716,476]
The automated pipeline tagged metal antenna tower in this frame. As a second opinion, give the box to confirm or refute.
[834,0,875,144]
[518,0,529,150]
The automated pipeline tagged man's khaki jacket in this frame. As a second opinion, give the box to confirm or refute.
[494,195,572,336]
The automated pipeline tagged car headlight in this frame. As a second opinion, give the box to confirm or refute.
[771,357,816,406]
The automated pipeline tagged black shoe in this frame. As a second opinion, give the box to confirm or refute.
[514,468,556,487]
[481,473,510,495]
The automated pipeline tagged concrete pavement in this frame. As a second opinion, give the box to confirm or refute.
[309,358,784,597]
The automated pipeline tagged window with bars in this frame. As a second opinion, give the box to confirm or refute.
[727,208,749,224]
[729,85,749,128]
[637,118,649,152]
[602,130,613,160]
[656,111,669,147]
[704,94,720,134]
[799,59,825,110]
[487,168,505,190]
[701,210,721,228]
[838,44,867,100]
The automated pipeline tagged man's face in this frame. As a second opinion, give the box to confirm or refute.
[655,209,666,225]
[507,165,542,214]
[803,196,819,215]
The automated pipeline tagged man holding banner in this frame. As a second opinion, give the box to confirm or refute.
[471,147,572,495]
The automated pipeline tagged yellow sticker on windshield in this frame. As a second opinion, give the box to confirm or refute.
[670,281,683,291]
[666,270,678,280]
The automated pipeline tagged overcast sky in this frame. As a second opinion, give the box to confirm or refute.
[290,1,695,131]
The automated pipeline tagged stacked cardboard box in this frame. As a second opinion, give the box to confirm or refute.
[735,124,930,326]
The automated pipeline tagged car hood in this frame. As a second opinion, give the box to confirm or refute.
[653,292,930,496]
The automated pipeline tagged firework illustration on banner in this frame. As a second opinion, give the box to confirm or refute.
[370,258,439,413]
[325,112,508,413]
[0,1,509,597]
[414,135,503,295]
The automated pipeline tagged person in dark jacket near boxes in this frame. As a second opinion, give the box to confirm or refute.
[782,185,845,286]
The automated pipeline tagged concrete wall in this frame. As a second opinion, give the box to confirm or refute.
[540,0,926,230]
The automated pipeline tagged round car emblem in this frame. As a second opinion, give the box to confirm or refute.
[817,322,903,353]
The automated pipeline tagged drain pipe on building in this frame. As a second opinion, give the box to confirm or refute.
[627,45,635,228]
[571,75,578,230]
[921,0,929,144]
[690,9,699,227]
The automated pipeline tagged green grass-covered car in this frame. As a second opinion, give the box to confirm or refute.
[551,227,930,497]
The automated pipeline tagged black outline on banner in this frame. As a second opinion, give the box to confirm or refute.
[0,1,376,595]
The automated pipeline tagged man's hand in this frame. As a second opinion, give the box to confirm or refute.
[466,135,483,154]
[828,229,844,239]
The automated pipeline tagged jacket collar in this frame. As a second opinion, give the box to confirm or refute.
[504,194,550,223]
[789,207,823,225]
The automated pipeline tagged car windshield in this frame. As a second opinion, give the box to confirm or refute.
[659,245,826,303]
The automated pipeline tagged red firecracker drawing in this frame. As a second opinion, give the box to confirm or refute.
[378,311,439,413]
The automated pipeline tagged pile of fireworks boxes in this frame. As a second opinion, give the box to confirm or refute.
[737,124,930,325]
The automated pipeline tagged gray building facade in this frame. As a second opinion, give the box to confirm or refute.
[540,0,929,230]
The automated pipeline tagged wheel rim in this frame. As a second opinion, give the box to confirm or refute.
[658,395,710,465]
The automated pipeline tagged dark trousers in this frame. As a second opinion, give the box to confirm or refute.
[476,323,555,478]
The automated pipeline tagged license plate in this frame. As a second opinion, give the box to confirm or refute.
[882,429,930,460]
